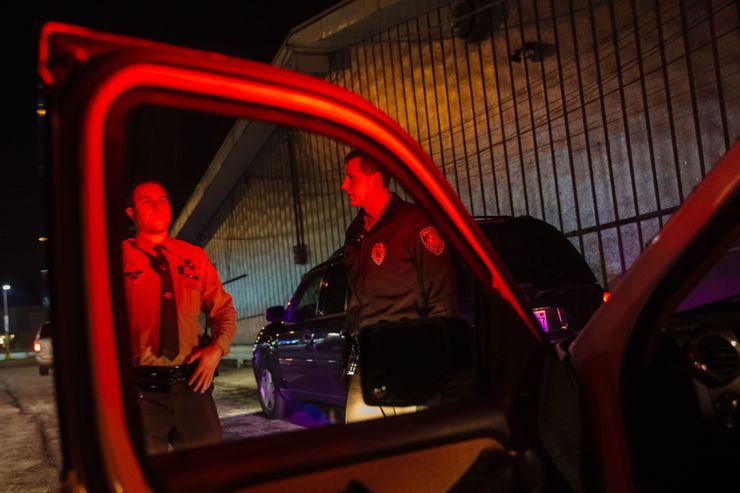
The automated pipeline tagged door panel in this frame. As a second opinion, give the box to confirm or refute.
[310,314,348,402]
[240,438,504,493]
[278,269,325,390]
[151,404,512,492]
[311,262,350,400]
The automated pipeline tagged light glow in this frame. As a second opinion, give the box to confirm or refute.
[533,309,549,332]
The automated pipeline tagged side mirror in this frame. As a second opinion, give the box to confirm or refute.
[265,306,285,323]
[359,317,474,407]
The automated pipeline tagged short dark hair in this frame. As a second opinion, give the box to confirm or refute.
[344,150,391,187]
[127,180,167,208]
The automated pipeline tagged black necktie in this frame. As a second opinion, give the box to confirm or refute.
[153,244,178,360]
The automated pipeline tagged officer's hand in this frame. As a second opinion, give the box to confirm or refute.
[186,344,223,393]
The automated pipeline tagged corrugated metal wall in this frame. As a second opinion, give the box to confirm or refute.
[204,0,740,338]
[205,128,354,336]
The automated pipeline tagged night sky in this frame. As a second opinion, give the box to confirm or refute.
[1,3,340,306]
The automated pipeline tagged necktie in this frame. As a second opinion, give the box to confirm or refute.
[153,244,179,360]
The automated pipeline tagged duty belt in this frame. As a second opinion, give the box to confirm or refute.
[136,364,197,392]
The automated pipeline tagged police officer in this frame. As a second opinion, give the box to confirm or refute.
[341,150,457,422]
[122,181,236,453]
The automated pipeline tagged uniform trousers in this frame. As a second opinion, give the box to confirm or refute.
[137,382,222,454]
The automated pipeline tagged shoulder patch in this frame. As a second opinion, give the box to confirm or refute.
[420,227,444,255]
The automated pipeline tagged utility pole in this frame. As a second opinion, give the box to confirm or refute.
[2,284,11,359]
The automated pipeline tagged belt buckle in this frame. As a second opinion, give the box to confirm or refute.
[137,365,180,388]
[169,365,182,382]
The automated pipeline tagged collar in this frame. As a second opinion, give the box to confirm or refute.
[131,235,173,257]
[368,192,401,232]
[363,192,393,231]
[346,193,402,247]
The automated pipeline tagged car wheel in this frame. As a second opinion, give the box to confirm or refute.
[39,365,49,376]
[257,361,294,419]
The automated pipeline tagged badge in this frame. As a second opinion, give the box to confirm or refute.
[371,243,386,266]
[420,227,444,255]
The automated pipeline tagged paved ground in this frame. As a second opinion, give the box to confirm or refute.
[216,364,342,440]
[0,352,339,492]
[0,361,61,493]
[213,363,307,441]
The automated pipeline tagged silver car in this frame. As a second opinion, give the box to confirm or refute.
[33,322,53,376]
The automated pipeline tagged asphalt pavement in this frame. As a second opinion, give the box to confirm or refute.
[0,348,316,492]
[0,363,61,493]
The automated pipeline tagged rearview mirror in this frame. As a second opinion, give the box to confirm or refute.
[359,317,474,407]
[265,306,285,323]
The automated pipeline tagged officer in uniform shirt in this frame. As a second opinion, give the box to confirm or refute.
[341,150,457,422]
[122,181,236,453]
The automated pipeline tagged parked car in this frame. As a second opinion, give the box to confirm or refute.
[472,216,605,342]
[33,322,53,375]
[253,215,604,418]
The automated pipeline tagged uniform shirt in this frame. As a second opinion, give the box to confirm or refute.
[122,236,236,366]
[344,193,457,336]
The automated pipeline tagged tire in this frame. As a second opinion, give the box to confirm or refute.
[256,361,294,419]
[39,365,49,376]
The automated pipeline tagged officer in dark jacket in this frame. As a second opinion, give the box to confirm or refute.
[341,150,457,422]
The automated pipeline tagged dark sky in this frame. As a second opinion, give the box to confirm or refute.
[1,3,340,306]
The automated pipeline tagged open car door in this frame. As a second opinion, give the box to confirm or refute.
[40,23,740,492]
[42,22,620,493]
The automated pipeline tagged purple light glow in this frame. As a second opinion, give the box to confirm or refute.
[534,309,549,332]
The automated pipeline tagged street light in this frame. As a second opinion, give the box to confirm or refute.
[2,284,10,359]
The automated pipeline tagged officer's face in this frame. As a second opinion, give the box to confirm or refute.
[127,182,172,235]
[341,157,380,208]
